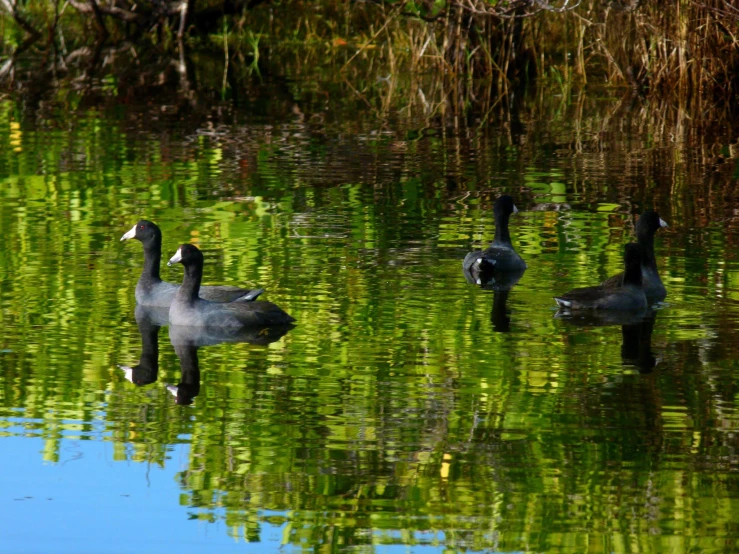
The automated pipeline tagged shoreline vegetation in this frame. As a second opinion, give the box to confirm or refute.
[0,1,737,110]
[0,1,737,177]
[1,3,736,205]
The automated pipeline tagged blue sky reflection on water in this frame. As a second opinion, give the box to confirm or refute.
[0,436,501,553]
[0,437,287,554]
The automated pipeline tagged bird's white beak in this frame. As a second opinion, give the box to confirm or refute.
[120,224,137,241]
[513,204,519,214]
[167,247,182,266]
[166,384,179,398]
[659,218,668,228]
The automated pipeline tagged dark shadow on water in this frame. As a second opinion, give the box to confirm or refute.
[555,308,659,374]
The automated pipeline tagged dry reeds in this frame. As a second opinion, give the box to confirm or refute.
[286,0,737,105]
[1,0,738,111]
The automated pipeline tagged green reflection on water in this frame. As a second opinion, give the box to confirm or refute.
[1,92,739,553]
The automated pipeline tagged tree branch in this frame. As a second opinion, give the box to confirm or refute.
[68,0,143,23]
[0,0,42,37]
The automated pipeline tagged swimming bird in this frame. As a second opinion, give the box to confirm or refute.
[600,210,668,302]
[554,243,647,311]
[167,244,295,328]
[121,220,263,307]
[463,195,527,283]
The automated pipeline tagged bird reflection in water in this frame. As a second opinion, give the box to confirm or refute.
[166,337,200,406]
[555,308,659,373]
[463,266,525,333]
[119,304,293,405]
[119,305,169,386]
[166,323,294,405]
[620,311,658,374]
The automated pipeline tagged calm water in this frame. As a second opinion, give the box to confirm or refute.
[2,86,739,553]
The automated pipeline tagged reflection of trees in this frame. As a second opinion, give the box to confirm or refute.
[1,83,739,550]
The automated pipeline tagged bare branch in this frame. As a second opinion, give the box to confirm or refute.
[68,0,143,23]
[178,0,188,39]
[0,0,42,37]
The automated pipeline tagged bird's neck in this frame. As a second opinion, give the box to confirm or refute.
[177,263,202,304]
[141,241,162,282]
[637,229,656,266]
[493,214,512,245]
[624,261,643,286]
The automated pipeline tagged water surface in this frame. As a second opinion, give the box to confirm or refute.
[1,87,739,553]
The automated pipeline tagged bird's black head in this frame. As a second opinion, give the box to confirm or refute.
[167,243,203,267]
[637,210,669,234]
[121,220,162,245]
[494,195,519,218]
